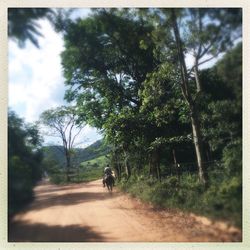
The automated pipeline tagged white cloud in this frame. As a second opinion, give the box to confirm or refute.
[8,16,102,147]
[9,19,66,123]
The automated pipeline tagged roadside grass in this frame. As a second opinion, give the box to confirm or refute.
[117,172,242,228]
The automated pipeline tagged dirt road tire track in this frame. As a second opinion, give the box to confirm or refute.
[8,179,242,242]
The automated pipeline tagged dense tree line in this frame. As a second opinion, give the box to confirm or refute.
[55,8,242,226]
[8,110,43,216]
[57,8,241,184]
[8,8,242,185]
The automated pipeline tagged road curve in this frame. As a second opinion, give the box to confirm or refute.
[9,179,242,242]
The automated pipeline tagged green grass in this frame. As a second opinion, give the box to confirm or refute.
[117,172,242,228]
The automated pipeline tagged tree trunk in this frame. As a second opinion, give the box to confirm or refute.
[149,150,161,180]
[65,151,71,182]
[190,106,207,185]
[114,163,121,180]
[170,9,207,185]
[155,150,161,181]
[156,159,161,181]
[194,60,202,93]
[172,148,180,182]
[124,150,131,179]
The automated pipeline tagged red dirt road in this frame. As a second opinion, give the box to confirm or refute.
[9,179,242,242]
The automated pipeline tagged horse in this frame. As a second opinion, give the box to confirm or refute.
[104,174,115,192]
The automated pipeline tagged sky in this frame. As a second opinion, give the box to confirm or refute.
[8,9,102,148]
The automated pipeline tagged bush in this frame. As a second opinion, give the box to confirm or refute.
[50,173,67,184]
[8,156,34,215]
[222,139,242,175]
[8,111,43,217]
[117,170,242,227]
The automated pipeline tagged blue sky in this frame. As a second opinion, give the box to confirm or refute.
[8,9,102,148]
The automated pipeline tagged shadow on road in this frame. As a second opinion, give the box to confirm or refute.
[35,181,101,194]
[8,220,107,242]
[29,191,120,211]
[8,180,119,242]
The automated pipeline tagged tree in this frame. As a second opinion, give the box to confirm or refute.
[58,8,242,183]
[200,42,242,159]
[143,8,242,185]
[139,62,194,178]
[8,110,43,216]
[58,9,159,178]
[60,9,158,126]
[8,8,54,48]
[40,106,85,182]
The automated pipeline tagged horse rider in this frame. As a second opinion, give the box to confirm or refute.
[103,164,114,187]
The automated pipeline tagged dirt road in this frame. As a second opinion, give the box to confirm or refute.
[9,179,242,242]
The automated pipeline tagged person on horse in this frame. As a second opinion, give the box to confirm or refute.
[103,164,115,187]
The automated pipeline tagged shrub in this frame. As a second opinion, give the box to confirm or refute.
[8,156,34,215]
[117,170,242,227]
[50,173,67,184]
[222,139,242,175]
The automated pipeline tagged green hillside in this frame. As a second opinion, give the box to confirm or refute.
[80,155,109,168]
[77,155,107,181]
[42,140,111,183]
[75,155,110,182]
[42,139,110,168]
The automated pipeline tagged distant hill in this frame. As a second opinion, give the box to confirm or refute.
[42,139,110,168]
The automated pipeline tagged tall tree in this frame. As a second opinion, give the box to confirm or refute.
[58,8,242,183]
[40,106,85,182]
[147,8,242,185]
[60,9,158,124]
[200,42,242,158]
[59,9,159,177]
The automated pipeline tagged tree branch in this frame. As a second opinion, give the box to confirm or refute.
[170,9,192,104]
[71,125,86,148]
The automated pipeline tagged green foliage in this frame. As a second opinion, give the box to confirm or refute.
[8,8,54,48]
[182,8,241,60]
[200,43,242,157]
[202,175,242,226]
[8,110,43,216]
[59,8,242,179]
[222,139,242,176]
[118,169,241,227]
[49,173,68,185]
[60,9,158,144]
[8,156,33,214]
[58,8,242,226]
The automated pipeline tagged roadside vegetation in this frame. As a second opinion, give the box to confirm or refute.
[117,156,242,227]
[8,111,43,217]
